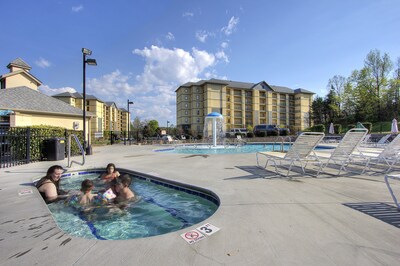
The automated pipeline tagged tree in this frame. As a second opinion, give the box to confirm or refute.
[364,49,393,126]
[147,120,159,137]
[327,75,346,111]
[132,116,143,140]
[312,96,325,125]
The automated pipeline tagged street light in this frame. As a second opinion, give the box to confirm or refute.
[82,47,97,155]
[127,100,134,144]
[167,120,170,135]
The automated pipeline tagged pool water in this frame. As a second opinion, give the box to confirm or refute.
[156,143,333,155]
[48,173,218,240]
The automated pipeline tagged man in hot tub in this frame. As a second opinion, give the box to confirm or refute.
[114,174,135,204]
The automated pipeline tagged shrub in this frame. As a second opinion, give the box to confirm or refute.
[247,132,254,138]
[362,122,372,133]
[280,128,289,136]
[334,124,342,134]
[311,124,325,132]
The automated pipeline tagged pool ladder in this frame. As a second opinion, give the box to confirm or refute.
[67,134,85,168]
[272,136,292,152]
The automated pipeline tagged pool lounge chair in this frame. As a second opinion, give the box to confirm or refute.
[384,174,400,210]
[357,134,400,173]
[313,128,368,176]
[256,132,325,177]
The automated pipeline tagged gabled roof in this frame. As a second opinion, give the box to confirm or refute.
[52,91,80,98]
[52,92,103,102]
[7,58,32,71]
[270,85,294,94]
[176,78,315,95]
[104,102,118,108]
[0,86,93,117]
[0,70,42,86]
[294,88,314,94]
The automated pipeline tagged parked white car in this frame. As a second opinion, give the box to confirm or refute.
[226,128,248,137]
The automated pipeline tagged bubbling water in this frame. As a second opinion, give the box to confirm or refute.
[203,112,225,147]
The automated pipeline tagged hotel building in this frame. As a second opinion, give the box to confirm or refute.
[176,79,314,136]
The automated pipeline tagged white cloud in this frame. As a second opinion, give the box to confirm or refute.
[87,70,137,98]
[133,45,216,87]
[196,30,210,43]
[39,85,76,95]
[166,32,175,40]
[221,16,239,35]
[215,51,229,63]
[182,12,194,18]
[72,5,83,12]
[221,42,229,49]
[79,45,221,124]
[35,57,51,68]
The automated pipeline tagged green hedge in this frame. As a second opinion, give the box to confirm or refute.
[10,125,84,161]
[305,124,325,132]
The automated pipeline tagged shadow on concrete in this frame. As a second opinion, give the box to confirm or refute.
[343,202,400,228]
[19,182,35,187]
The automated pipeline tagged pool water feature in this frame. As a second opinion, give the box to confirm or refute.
[46,171,219,240]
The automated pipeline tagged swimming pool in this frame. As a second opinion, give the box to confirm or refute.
[156,143,333,155]
[45,170,219,240]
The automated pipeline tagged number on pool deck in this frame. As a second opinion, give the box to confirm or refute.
[200,227,212,233]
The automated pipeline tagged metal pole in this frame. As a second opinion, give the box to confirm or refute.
[83,53,87,152]
[127,99,130,144]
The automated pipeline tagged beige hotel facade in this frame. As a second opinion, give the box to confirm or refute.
[176,79,314,136]
[0,58,130,141]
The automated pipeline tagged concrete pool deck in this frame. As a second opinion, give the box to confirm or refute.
[1,144,400,265]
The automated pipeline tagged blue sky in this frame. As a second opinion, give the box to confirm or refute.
[1,0,399,126]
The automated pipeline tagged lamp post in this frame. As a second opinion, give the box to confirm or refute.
[82,48,97,155]
[167,120,170,135]
[127,100,134,145]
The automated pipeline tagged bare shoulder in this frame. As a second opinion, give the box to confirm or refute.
[38,181,55,191]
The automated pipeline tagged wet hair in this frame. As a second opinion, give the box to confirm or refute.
[106,163,117,172]
[46,165,64,179]
[117,174,132,187]
[81,179,94,193]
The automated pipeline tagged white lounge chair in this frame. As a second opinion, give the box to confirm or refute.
[256,132,325,177]
[358,134,400,173]
[313,128,368,176]
[384,174,400,210]
[373,134,392,147]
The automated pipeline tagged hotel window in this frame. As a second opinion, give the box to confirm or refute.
[185,89,188,93]
[196,95,199,100]
[197,110,200,115]
[185,103,188,108]
[185,118,188,123]
[197,118,200,123]
[185,111,188,115]
[196,102,200,107]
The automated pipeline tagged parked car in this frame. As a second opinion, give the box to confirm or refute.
[279,127,290,136]
[253,124,279,136]
[226,128,248,137]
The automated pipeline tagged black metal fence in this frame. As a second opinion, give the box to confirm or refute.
[0,127,83,168]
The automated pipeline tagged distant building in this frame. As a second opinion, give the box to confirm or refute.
[176,78,314,136]
[0,58,130,143]
[52,94,130,136]
[0,58,91,135]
